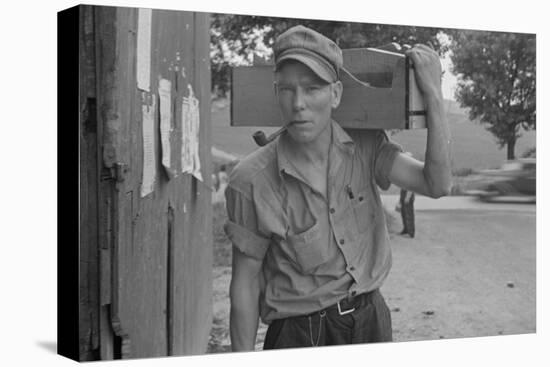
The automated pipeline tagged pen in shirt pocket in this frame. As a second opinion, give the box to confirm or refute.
[346,184,355,200]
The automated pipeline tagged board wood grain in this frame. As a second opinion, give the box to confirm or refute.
[231,47,426,129]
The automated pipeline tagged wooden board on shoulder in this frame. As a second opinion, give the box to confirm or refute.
[231,47,426,129]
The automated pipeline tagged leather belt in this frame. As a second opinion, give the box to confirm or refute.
[311,289,377,317]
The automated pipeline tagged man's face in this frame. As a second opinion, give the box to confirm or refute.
[275,61,342,144]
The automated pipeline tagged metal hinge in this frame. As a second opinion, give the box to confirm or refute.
[101,162,128,183]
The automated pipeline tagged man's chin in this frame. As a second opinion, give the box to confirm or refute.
[286,129,315,144]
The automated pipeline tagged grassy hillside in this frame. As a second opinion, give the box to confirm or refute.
[211,98,279,160]
[391,102,536,172]
[212,98,536,173]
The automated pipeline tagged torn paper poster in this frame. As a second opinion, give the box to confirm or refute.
[141,96,156,197]
[136,8,152,92]
[158,78,176,179]
[181,84,202,181]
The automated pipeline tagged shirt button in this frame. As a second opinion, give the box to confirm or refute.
[351,291,357,296]
[330,208,336,214]
[339,239,345,245]
[349,266,355,271]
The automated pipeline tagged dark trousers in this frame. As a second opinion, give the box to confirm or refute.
[263,289,392,349]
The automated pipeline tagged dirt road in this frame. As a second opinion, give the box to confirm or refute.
[208,205,536,352]
[384,209,535,342]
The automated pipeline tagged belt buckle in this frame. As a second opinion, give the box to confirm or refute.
[337,300,355,315]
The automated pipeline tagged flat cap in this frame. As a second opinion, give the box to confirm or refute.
[273,25,343,83]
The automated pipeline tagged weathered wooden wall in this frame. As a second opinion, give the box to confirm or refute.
[79,5,212,360]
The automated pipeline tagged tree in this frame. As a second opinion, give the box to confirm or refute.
[449,31,536,160]
[210,14,447,96]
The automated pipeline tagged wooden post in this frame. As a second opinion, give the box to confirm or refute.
[76,4,213,360]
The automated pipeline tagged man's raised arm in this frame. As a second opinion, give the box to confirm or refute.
[388,44,452,198]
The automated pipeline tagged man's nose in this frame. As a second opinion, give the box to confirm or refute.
[292,87,306,111]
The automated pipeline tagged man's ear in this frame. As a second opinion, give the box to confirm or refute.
[331,80,343,109]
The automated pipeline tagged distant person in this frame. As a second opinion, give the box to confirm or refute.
[399,187,415,237]
[399,152,416,237]
[218,164,228,187]
[212,172,220,192]
[224,25,451,351]
[213,165,229,204]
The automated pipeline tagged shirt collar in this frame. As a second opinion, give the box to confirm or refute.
[276,120,355,182]
[331,120,355,155]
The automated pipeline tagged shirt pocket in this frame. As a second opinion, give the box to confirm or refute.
[286,221,329,274]
[351,188,375,234]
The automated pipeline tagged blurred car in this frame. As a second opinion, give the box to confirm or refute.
[465,158,536,202]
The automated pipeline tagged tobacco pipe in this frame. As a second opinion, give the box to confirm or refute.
[253,125,288,146]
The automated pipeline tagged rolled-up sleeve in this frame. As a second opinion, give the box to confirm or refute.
[374,131,403,190]
[224,186,271,260]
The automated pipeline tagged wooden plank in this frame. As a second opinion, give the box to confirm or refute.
[166,205,175,356]
[111,7,167,359]
[99,305,114,360]
[132,8,177,358]
[231,66,280,126]
[343,48,399,87]
[151,9,213,357]
[336,60,406,129]
[231,48,426,129]
[169,10,197,356]
[95,5,133,360]
[178,15,193,354]
[95,6,122,169]
[185,10,213,354]
[408,60,427,128]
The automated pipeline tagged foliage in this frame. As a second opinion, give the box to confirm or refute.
[210,14,448,96]
[521,146,536,158]
[449,30,536,160]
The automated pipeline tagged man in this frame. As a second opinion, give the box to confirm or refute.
[224,25,451,350]
[399,187,416,237]
[398,152,416,238]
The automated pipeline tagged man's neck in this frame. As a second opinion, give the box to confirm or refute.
[282,121,333,200]
[286,120,332,166]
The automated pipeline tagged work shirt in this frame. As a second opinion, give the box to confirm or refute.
[224,120,402,324]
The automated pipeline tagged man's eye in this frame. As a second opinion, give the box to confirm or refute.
[306,85,321,92]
